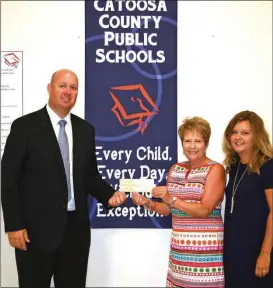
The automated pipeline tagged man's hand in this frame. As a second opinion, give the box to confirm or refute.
[7,229,30,250]
[108,191,126,207]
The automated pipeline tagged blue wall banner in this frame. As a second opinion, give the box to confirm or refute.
[85,0,177,228]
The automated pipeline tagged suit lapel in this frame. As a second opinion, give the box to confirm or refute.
[38,106,64,170]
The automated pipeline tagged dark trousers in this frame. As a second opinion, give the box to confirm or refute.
[15,212,90,288]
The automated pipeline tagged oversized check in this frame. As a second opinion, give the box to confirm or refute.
[119,179,155,192]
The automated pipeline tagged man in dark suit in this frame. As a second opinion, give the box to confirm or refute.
[1,69,126,288]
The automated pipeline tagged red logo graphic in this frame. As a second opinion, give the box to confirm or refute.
[3,53,20,68]
[109,84,159,134]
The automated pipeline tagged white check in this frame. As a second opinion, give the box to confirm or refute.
[119,179,155,192]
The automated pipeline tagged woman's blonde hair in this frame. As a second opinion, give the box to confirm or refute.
[178,117,211,145]
[222,110,273,173]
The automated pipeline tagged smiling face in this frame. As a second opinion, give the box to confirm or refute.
[230,120,254,162]
[182,130,208,165]
[47,70,78,118]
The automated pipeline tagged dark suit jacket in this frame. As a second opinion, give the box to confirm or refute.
[1,106,115,251]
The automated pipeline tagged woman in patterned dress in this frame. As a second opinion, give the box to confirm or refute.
[132,117,226,287]
[222,111,273,288]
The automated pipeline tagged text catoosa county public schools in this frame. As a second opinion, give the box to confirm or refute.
[93,0,169,63]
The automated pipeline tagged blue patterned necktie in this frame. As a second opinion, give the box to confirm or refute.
[58,120,71,201]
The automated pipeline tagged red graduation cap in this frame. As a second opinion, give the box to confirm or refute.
[109,84,159,134]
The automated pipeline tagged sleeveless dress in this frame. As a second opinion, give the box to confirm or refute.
[166,161,225,288]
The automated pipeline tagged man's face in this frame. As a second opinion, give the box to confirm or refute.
[47,70,78,116]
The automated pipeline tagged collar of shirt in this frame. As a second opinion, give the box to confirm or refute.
[46,104,72,130]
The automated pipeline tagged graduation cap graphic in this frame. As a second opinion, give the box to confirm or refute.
[109,84,159,134]
[3,53,20,68]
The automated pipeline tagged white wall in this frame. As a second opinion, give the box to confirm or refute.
[1,1,272,287]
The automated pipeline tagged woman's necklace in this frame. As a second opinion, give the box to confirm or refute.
[230,162,248,213]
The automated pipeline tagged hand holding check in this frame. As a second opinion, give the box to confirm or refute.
[152,186,172,204]
[119,179,172,206]
[108,191,127,207]
[120,179,154,207]
[131,192,150,206]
